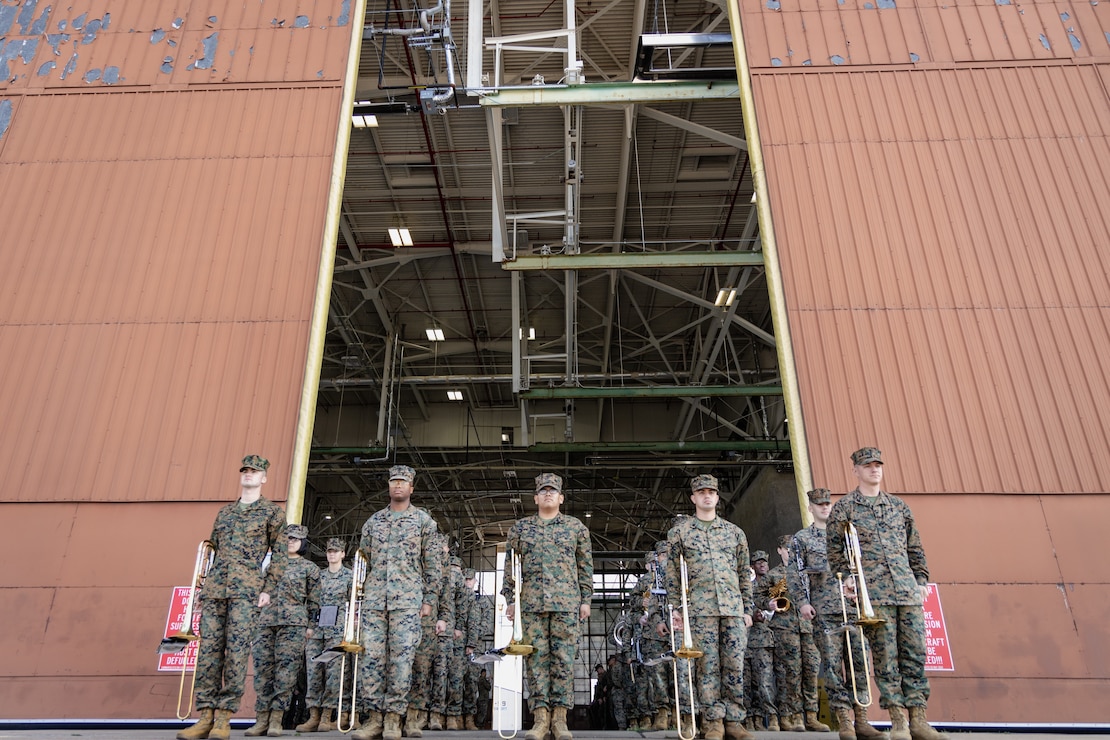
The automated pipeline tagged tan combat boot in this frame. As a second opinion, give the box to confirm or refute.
[429,712,445,731]
[551,707,573,740]
[209,709,233,740]
[652,707,671,731]
[853,705,887,740]
[908,707,947,740]
[267,709,285,737]
[725,720,755,740]
[703,718,725,740]
[465,714,479,730]
[806,711,832,732]
[524,707,550,740]
[244,711,271,737]
[176,708,215,740]
[834,707,856,740]
[353,711,384,740]
[446,714,462,730]
[406,707,425,738]
[383,711,404,740]
[641,715,654,731]
[318,708,337,732]
[767,714,781,732]
[887,706,911,740]
[790,713,809,732]
[296,707,321,732]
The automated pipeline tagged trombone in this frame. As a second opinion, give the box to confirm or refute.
[335,549,368,733]
[669,554,702,740]
[157,540,215,721]
[836,520,885,707]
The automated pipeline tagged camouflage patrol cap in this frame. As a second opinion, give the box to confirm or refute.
[240,454,269,472]
[807,488,832,504]
[326,537,346,553]
[850,447,883,466]
[654,541,669,554]
[286,523,308,539]
[389,464,416,482]
[643,551,658,567]
[777,534,794,549]
[535,472,563,493]
[449,555,463,567]
[690,473,719,492]
[464,568,476,579]
[751,550,769,562]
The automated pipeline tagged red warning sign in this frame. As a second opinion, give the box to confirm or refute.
[922,583,954,671]
[158,586,201,672]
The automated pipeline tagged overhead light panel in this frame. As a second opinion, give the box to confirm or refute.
[519,327,536,340]
[352,113,378,128]
[447,390,463,401]
[714,288,737,307]
[426,328,445,341]
[388,227,413,247]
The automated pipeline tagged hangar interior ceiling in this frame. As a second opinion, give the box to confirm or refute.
[306,0,789,558]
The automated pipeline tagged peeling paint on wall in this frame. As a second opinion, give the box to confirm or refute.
[876,0,896,8]
[81,15,112,45]
[60,52,78,80]
[151,29,166,44]
[0,39,39,80]
[0,98,12,141]
[771,57,783,66]
[37,60,55,76]
[910,52,920,62]
[830,54,846,64]
[996,0,1011,5]
[0,0,52,36]
[47,34,71,55]
[295,15,311,28]
[187,33,219,71]
[1039,34,1052,50]
[339,0,351,26]
[1068,33,1081,51]
[161,56,174,74]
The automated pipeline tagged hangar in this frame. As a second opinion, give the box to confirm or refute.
[1,0,1108,726]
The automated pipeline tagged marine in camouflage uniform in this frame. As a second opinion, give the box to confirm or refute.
[640,542,674,730]
[664,474,754,740]
[788,488,881,740]
[301,537,353,732]
[827,448,946,740]
[460,568,487,729]
[628,562,658,728]
[470,585,496,728]
[248,523,321,735]
[410,532,451,734]
[353,465,441,740]
[608,653,633,730]
[177,455,288,740]
[502,472,594,740]
[442,555,472,727]
[744,551,777,730]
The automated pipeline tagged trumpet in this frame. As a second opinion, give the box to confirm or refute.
[158,540,215,721]
[671,554,702,740]
[837,520,885,707]
[336,549,368,733]
[768,577,791,613]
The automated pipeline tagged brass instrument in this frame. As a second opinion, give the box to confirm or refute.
[836,519,885,707]
[158,540,215,721]
[768,577,791,613]
[335,549,368,733]
[671,554,702,740]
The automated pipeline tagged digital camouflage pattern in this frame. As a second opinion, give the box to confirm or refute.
[240,454,269,471]
[850,447,883,465]
[862,604,930,708]
[665,515,752,722]
[439,561,471,716]
[461,591,486,715]
[411,535,451,713]
[608,656,632,729]
[359,608,424,713]
[502,512,593,710]
[305,563,353,707]
[534,472,563,492]
[690,473,718,491]
[746,565,775,722]
[285,523,308,540]
[806,487,832,505]
[253,555,321,711]
[194,494,287,712]
[760,563,819,717]
[390,464,417,482]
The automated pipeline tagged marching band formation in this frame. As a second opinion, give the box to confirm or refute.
[166,447,949,740]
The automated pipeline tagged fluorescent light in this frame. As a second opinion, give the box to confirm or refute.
[714,288,737,307]
[426,328,445,341]
[388,228,413,247]
[352,114,378,128]
[447,390,463,401]
[519,327,536,340]
[750,191,757,203]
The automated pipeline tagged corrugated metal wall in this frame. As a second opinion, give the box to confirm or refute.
[0,0,355,718]
[740,0,1110,722]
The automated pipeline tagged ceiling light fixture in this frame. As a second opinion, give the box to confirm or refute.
[447,390,463,401]
[426,328,445,341]
[352,113,378,128]
[714,288,737,307]
[519,327,536,340]
[388,227,413,247]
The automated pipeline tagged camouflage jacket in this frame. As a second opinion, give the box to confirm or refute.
[502,513,593,613]
[665,516,752,618]
[317,565,354,633]
[758,564,811,634]
[827,489,929,607]
[257,555,321,627]
[430,550,455,625]
[457,586,482,649]
[204,495,288,600]
[475,593,495,645]
[449,566,471,634]
[786,524,841,618]
[747,572,774,648]
[359,504,439,611]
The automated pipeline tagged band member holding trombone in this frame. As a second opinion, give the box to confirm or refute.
[663,474,755,740]
[300,537,353,732]
[788,488,883,740]
[352,464,442,740]
[176,455,288,740]
[502,472,594,740]
[828,448,946,740]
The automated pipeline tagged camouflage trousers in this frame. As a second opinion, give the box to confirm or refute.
[862,605,929,709]
[253,624,308,711]
[641,638,670,714]
[771,626,820,715]
[305,628,348,708]
[813,614,870,710]
[195,597,256,711]
[359,607,422,714]
[431,633,454,714]
[521,610,580,710]
[611,688,630,729]
[446,635,467,715]
[631,660,657,716]
[743,645,776,719]
[463,659,480,715]
[689,615,748,722]
[409,615,438,711]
